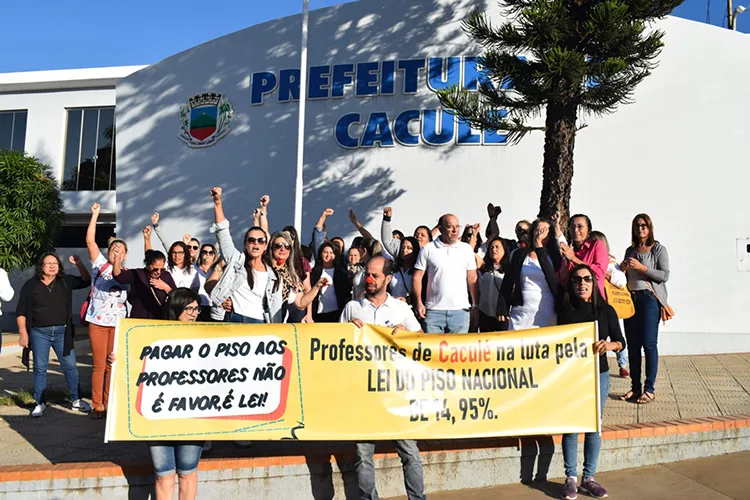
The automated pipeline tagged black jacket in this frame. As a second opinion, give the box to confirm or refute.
[500,236,562,316]
[16,274,89,356]
[557,300,626,373]
[310,264,352,314]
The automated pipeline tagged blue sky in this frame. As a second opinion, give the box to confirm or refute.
[0,0,746,72]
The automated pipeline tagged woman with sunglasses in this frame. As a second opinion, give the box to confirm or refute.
[620,214,670,405]
[267,231,313,323]
[193,244,218,321]
[108,288,205,500]
[207,187,326,324]
[114,247,175,319]
[557,264,625,500]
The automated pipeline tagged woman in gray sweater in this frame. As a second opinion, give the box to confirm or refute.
[620,213,670,405]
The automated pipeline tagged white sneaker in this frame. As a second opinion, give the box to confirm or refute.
[71,399,92,413]
[31,403,47,418]
[203,441,212,452]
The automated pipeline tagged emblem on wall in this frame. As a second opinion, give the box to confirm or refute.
[178,92,234,148]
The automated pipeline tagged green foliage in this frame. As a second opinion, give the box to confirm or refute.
[0,150,65,270]
[437,0,684,144]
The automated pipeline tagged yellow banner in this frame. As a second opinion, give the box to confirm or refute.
[105,319,600,441]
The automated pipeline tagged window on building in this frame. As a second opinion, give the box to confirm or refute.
[62,107,115,191]
[0,110,28,152]
[53,223,116,248]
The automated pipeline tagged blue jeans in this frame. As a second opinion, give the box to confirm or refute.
[29,326,80,404]
[562,371,610,479]
[355,440,426,500]
[616,350,628,368]
[149,442,204,476]
[424,309,469,333]
[228,312,264,324]
[624,290,660,395]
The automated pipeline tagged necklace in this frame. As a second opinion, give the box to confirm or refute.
[44,279,56,292]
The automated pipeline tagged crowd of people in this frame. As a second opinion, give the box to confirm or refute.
[2,188,671,500]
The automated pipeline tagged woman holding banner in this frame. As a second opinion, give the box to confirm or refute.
[557,264,625,500]
[108,288,204,500]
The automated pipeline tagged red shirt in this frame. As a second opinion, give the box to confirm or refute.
[561,239,609,298]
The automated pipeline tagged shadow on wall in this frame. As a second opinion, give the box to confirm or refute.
[115,0,487,266]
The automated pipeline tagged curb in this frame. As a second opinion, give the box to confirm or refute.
[1,414,748,482]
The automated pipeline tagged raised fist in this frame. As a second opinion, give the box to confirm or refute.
[210,187,222,202]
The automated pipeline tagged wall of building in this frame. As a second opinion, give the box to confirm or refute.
[0,87,118,215]
[113,0,750,355]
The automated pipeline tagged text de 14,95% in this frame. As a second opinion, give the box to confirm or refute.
[408,398,497,424]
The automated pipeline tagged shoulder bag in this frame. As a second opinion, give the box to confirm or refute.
[80,262,110,325]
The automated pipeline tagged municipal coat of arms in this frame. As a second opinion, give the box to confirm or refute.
[178,92,234,148]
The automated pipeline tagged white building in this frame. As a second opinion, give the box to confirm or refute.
[0,66,145,332]
[1,0,749,355]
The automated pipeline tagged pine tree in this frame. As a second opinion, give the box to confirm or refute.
[437,0,684,224]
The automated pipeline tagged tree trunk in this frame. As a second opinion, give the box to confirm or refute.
[538,102,578,228]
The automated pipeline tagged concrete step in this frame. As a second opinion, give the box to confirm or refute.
[1,415,749,499]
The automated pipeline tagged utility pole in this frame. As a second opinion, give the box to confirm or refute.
[728,0,735,29]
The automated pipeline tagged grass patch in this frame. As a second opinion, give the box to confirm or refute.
[0,387,91,408]
[0,389,35,407]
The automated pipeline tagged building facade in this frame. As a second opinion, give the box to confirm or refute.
[1,0,750,355]
[0,66,144,330]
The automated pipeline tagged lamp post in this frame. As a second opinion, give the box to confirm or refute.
[733,5,747,30]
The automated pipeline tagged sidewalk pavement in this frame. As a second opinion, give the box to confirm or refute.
[1,334,750,467]
[387,450,750,500]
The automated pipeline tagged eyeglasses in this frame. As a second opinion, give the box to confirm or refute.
[184,305,201,315]
[571,275,593,284]
[246,237,267,244]
[42,262,59,267]
[273,243,291,250]
[189,245,199,250]
[171,250,185,255]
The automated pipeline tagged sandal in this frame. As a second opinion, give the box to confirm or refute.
[636,392,656,404]
[619,390,639,402]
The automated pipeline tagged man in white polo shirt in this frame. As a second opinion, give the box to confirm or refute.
[412,214,478,334]
[340,256,426,500]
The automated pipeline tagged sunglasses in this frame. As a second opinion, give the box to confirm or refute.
[636,224,648,229]
[246,237,267,244]
[201,250,215,255]
[571,275,593,284]
[189,245,199,250]
[273,243,292,250]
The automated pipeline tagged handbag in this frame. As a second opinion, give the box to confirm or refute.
[645,281,675,323]
[604,280,635,319]
[80,262,110,326]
